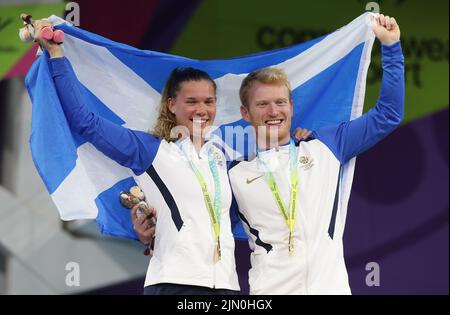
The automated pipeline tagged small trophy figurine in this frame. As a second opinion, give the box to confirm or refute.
[120,186,150,215]
[18,13,64,44]
[120,186,157,255]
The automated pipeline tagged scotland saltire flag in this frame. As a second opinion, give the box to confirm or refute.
[26,13,375,239]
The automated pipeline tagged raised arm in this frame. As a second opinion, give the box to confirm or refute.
[313,14,404,164]
[34,20,159,175]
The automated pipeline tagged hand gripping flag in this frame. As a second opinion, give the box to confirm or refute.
[26,13,375,240]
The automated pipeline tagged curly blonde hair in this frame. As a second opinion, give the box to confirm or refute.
[151,84,178,141]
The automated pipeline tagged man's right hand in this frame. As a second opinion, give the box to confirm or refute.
[371,13,401,46]
[131,204,157,249]
[33,19,64,58]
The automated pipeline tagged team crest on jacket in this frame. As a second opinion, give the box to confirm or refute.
[211,150,223,166]
[299,156,314,170]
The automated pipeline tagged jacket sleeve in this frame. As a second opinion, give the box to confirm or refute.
[312,41,405,164]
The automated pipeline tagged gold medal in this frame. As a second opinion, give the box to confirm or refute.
[213,238,222,263]
[288,232,295,255]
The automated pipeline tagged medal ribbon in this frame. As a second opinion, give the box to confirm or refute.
[258,139,298,253]
[179,143,222,259]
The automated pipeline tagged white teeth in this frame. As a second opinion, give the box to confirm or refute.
[266,120,282,125]
[192,118,208,124]
[193,119,208,125]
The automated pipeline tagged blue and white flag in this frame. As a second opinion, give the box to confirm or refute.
[26,13,375,240]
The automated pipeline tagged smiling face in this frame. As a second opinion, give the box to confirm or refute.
[241,81,293,148]
[168,79,217,140]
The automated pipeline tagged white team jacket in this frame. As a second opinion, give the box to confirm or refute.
[136,138,240,290]
[229,140,351,295]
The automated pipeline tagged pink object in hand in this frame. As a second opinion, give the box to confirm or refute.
[40,26,64,44]
[41,26,54,40]
[52,29,64,44]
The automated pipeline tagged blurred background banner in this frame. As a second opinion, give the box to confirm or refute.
[0,0,448,295]
[169,0,448,125]
[0,3,65,79]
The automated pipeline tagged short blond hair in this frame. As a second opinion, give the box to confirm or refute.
[239,68,292,107]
